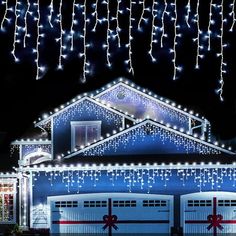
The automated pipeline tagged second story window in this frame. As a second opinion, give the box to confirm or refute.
[71,121,101,150]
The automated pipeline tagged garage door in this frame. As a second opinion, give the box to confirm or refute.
[48,192,173,234]
[181,192,236,235]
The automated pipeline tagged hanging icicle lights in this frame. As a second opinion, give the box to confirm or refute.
[0,0,235,99]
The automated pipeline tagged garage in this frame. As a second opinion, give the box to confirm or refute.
[181,192,236,235]
[48,192,173,234]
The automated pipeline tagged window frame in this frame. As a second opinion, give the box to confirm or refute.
[71,121,102,151]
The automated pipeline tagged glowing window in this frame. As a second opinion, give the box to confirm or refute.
[71,121,101,150]
[0,183,15,223]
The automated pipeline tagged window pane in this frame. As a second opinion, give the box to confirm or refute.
[75,126,86,147]
[4,194,14,221]
[87,125,99,143]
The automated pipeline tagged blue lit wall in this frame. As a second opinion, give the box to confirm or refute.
[80,123,220,156]
[52,99,124,156]
[32,169,236,207]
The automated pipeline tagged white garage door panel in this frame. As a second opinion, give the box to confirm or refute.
[181,192,236,235]
[48,193,173,234]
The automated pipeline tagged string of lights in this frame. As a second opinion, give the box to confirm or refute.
[148,0,156,62]
[69,0,76,51]
[126,0,134,75]
[23,0,30,48]
[0,0,235,100]
[160,0,168,48]
[11,0,20,62]
[230,0,236,32]
[185,0,191,28]
[207,0,213,51]
[91,0,98,31]
[216,0,227,102]
[48,0,54,28]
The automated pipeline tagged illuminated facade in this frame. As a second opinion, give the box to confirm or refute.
[1,78,236,234]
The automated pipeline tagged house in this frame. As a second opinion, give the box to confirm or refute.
[0,78,236,235]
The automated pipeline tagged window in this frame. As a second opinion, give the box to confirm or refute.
[71,121,101,150]
[218,200,236,207]
[113,200,136,207]
[187,200,212,207]
[143,200,167,207]
[55,201,78,208]
[84,201,107,208]
[0,183,15,223]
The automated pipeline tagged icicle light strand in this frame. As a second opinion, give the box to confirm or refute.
[185,0,191,28]
[48,0,54,28]
[105,0,111,67]
[1,0,9,30]
[138,0,145,30]
[11,0,19,62]
[148,0,156,62]
[70,0,76,51]
[194,0,201,69]
[92,0,98,31]
[217,0,226,101]
[127,0,134,75]
[23,0,30,48]
[230,0,236,32]
[35,0,40,80]
[172,0,177,80]
[57,0,63,70]
[207,0,213,51]
[160,0,168,48]
[115,0,121,47]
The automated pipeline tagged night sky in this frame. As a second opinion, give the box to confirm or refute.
[0,0,236,166]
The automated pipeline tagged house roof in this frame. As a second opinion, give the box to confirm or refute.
[34,95,136,127]
[34,78,208,127]
[56,119,234,159]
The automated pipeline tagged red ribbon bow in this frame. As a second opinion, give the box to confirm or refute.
[103,214,119,231]
[207,214,224,231]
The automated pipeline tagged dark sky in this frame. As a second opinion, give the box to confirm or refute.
[0,0,236,162]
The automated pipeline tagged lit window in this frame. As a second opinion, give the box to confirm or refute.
[0,183,15,223]
[71,121,101,150]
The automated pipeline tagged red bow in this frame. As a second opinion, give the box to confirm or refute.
[103,214,118,231]
[207,214,224,231]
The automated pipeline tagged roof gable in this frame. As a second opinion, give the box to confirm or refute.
[62,120,234,159]
[35,96,135,127]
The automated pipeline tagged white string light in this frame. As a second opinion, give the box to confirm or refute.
[48,0,54,28]
[160,0,168,48]
[216,0,227,101]
[138,0,146,30]
[70,0,76,51]
[207,0,213,51]
[113,0,121,47]
[92,0,98,32]
[56,0,64,70]
[185,0,191,28]
[23,0,30,48]
[126,0,134,75]
[229,0,236,32]
[148,0,157,62]
[193,0,202,69]
[11,0,20,62]
[80,0,90,82]
[1,0,10,30]
[103,0,111,67]
[172,0,177,80]
[35,0,41,80]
